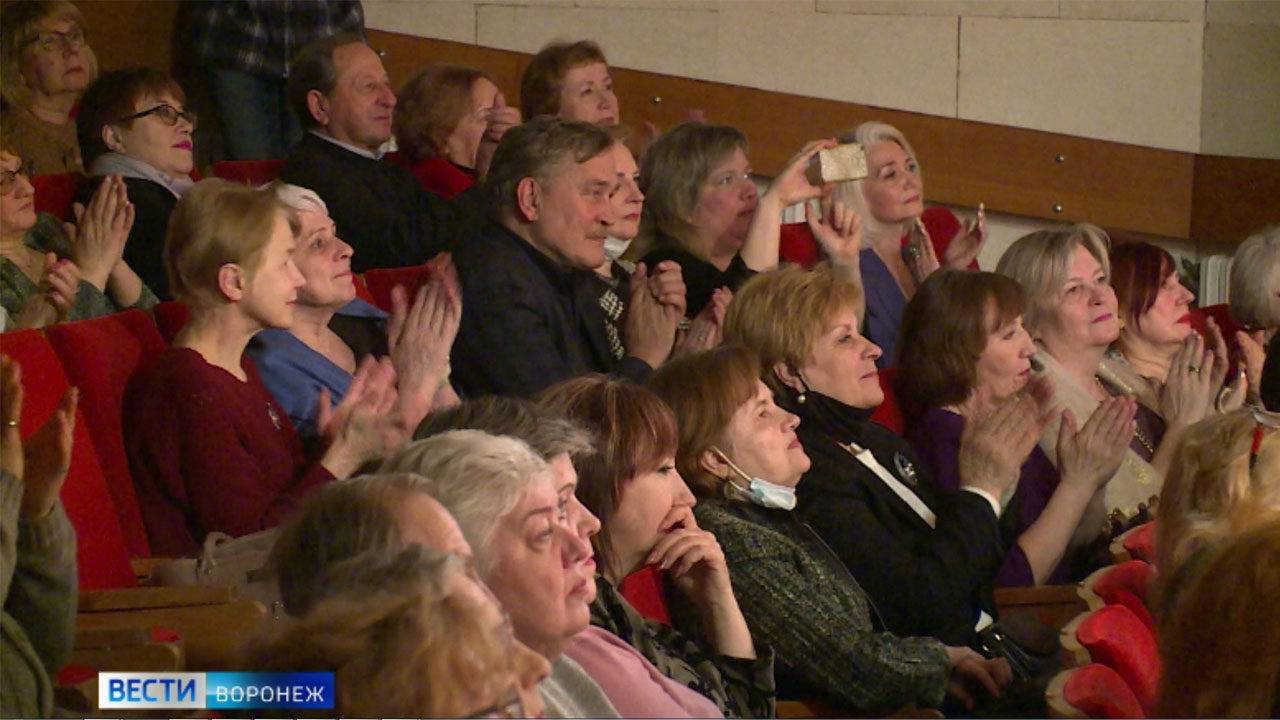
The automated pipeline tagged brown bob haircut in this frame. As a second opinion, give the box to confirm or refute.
[394,62,493,161]
[1110,241,1178,332]
[536,375,679,579]
[896,269,1027,410]
[483,116,613,220]
[723,263,865,401]
[164,179,298,311]
[75,67,185,166]
[649,346,762,498]
[519,39,608,120]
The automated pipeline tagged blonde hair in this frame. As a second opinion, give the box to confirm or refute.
[1156,519,1280,718]
[1229,226,1280,330]
[831,121,921,247]
[164,179,298,311]
[0,0,98,109]
[1155,410,1280,575]
[380,430,551,573]
[995,223,1112,333]
[242,546,515,718]
[723,263,865,399]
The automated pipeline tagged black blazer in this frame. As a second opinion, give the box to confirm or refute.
[451,220,652,398]
[280,133,461,272]
[75,176,175,300]
[792,394,1005,646]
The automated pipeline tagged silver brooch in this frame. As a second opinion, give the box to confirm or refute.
[266,404,281,430]
[894,453,918,487]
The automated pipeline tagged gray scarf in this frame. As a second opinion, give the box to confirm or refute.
[89,151,194,198]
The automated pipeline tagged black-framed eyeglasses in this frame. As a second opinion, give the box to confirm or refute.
[113,103,197,130]
[0,159,34,195]
[22,27,86,53]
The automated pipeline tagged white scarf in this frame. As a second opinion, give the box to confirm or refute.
[89,151,194,198]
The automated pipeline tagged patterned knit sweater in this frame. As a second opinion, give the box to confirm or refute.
[693,499,950,714]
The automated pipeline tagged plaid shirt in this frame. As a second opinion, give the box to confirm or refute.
[190,0,365,77]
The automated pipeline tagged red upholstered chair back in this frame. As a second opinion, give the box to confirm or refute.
[151,301,190,345]
[1093,560,1154,607]
[0,330,137,589]
[1122,522,1156,565]
[362,263,433,313]
[351,273,377,307]
[779,222,821,268]
[45,310,168,558]
[31,171,86,219]
[1188,304,1244,378]
[870,367,906,434]
[618,565,671,626]
[1051,663,1146,719]
[209,159,287,186]
[1075,604,1161,715]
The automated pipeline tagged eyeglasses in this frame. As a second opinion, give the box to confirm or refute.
[113,103,197,130]
[0,160,33,195]
[23,27,86,53]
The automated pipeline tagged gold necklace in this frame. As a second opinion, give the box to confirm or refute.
[1096,376,1154,456]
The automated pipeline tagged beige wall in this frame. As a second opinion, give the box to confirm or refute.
[364,0,1279,159]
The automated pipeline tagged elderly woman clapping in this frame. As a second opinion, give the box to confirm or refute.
[247,183,460,446]
[1229,227,1280,410]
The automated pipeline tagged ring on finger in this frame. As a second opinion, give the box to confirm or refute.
[1188,364,1201,373]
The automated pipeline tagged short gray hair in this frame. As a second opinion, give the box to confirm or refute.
[270,472,437,616]
[416,395,593,461]
[379,430,551,572]
[996,223,1112,333]
[274,182,329,215]
[832,121,922,247]
[1230,226,1280,330]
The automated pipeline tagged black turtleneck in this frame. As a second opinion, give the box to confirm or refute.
[789,389,1006,646]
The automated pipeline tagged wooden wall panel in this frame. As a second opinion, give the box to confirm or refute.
[1191,154,1280,243]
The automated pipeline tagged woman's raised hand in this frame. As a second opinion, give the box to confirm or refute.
[17,254,80,328]
[944,202,986,269]
[905,217,941,283]
[1160,331,1217,429]
[317,356,411,478]
[386,255,462,428]
[1,355,78,519]
[1055,396,1136,494]
[808,192,863,267]
[958,375,1056,500]
[763,138,837,208]
[673,286,731,357]
[65,174,134,290]
[646,504,733,600]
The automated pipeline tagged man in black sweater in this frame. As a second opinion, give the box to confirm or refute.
[280,32,460,271]
[451,118,684,397]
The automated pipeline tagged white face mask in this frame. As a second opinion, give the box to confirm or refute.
[602,235,632,262]
[712,447,797,511]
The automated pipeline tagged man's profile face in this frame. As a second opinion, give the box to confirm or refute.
[527,150,617,271]
[321,42,395,152]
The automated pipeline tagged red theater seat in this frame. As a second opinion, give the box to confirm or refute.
[31,171,86,219]
[1062,604,1161,715]
[1080,561,1155,633]
[45,311,168,558]
[1046,663,1145,719]
[0,330,136,589]
[619,566,671,626]
[210,159,287,186]
[362,263,433,313]
[1111,522,1156,565]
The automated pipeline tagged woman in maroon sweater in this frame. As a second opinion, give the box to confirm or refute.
[125,179,404,556]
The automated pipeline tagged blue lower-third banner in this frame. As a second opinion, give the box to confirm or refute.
[99,672,334,709]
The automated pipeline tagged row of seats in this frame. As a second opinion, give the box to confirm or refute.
[1047,522,1160,718]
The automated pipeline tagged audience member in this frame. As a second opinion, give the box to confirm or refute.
[189,0,364,161]
[0,0,97,174]
[650,346,1011,714]
[898,269,1134,586]
[0,355,77,719]
[391,62,521,197]
[833,122,984,366]
[997,224,1189,533]
[633,122,848,318]
[1111,241,1252,418]
[247,183,459,445]
[725,264,1053,647]
[451,117,683,397]
[124,179,406,556]
[75,67,195,299]
[1156,518,1280,718]
[380,430,620,718]
[1229,226,1280,411]
[245,545,548,718]
[521,40,618,125]
[538,376,776,718]
[280,33,461,272]
[2,147,155,328]
[1154,409,1280,612]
